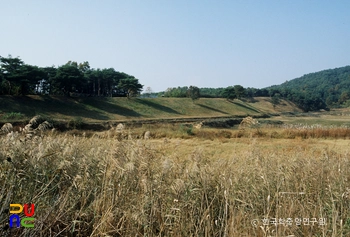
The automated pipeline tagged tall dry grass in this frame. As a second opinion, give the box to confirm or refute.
[0,130,349,236]
[124,123,350,140]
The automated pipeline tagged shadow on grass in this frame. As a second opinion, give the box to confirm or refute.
[82,98,141,117]
[134,99,181,115]
[0,95,140,120]
[197,104,228,114]
[227,100,262,113]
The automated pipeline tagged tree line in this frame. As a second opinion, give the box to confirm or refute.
[162,85,329,112]
[0,55,143,97]
[162,66,350,111]
[163,85,269,99]
[2,54,348,112]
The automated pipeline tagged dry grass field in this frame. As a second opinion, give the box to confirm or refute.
[1,121,350,236]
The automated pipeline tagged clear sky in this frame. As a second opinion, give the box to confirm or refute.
[1,0,349,92]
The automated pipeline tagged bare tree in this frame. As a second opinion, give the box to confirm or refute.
[145,86,153,98]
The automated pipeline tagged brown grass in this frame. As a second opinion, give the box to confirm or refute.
[0,127,350,236]
[116,123,350,140]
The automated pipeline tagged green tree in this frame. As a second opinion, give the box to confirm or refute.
[0,55,24,94]
[118,77,143,98]
[338,91,350,104]
[19,64,45,95]
[41,66,58,95]
[222,86,236,100]
[164,87,174,97]
[101,68,116,97]
[66,61,78,68]
[78,61,90,73]
[0,55,145,98]
[0,55,44,95]
[233,85,246,99]
[90,68,103,96]
[199,87,225,98]
[187,85,200,101]
[245,87,256,98]
[54,65,84,96]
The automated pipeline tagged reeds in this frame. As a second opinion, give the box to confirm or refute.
[0,130,349,236]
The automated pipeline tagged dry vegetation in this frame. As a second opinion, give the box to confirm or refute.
[0,122,350,236]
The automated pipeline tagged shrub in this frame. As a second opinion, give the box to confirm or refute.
[1,112,24,120]
[68,117,84,129]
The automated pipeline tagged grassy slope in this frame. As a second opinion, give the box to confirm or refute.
[0,95,300,122]
[248,97,302,113]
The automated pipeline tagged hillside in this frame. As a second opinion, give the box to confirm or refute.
[269,65,350,108]
[0,96,300,123]
[247,97,302,114]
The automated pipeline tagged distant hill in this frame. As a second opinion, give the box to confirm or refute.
[154,66,350,112]
[269,65,350,110]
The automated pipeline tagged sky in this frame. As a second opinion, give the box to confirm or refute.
[1,0,349,92]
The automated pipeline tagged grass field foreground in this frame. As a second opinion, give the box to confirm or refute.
[0,127,349,236]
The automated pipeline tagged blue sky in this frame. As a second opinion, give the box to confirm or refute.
[1,0,349,92]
